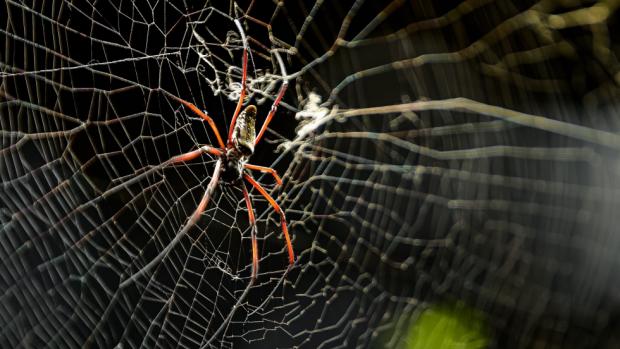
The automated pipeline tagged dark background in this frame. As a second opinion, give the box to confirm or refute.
[1,1,620,348]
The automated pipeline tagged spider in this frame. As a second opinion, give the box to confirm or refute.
[124,20,292,286]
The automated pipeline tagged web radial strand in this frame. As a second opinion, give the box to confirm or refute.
[2,1,620,349]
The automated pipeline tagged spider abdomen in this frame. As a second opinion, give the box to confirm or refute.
[232,105,257,156]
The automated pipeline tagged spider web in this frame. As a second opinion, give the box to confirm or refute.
[2,0,620,348]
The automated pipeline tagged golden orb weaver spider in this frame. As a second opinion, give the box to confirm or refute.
[123,19,292,287]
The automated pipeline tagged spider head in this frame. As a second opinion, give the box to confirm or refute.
[232,105,257,156]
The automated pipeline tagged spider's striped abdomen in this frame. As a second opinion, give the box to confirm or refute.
[232,105,257,156]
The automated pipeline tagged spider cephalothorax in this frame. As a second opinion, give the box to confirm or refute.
[123,19,292,288]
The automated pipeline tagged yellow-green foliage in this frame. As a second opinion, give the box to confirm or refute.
[405,302,490,349]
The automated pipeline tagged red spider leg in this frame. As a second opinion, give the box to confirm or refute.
[166,93,226,149]
[243,174,294,265]
[227,19,249,146]
[169,145,223,164]
[121,160,222,288]
[254,81,288,146]
[255,51,289,146]
[102,147,222,201]
[241,182,259,281]
[243,163,282,185]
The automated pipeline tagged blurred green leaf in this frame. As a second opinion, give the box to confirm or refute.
[406,302,490,349]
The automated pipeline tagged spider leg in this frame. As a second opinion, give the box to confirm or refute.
[169,145,223,164]
[254,80,288,146]
[103,146,222,200]
[166,93,226,149]
[121,160,222,288]
[167,145,224,164]
[241,182,259,282]
[243,163,283,185]
[255,51,289,146]
[227,19,249,146]
[243,173,294,265]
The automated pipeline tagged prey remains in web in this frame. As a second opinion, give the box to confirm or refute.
[122,19,292,288]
